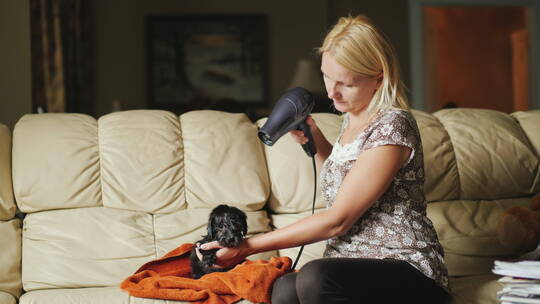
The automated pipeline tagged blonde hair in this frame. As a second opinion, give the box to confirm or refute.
[318,15,409,116]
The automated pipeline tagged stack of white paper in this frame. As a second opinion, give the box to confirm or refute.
[493,261,540,304]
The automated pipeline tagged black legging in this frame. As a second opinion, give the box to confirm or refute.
[271,258,452,304]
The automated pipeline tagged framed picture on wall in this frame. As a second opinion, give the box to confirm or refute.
[146,14,268,115]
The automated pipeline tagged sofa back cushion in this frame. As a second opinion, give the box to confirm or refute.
[181,111,269,210]
[413,110,460,202]
[432,109,539,200]
[99,110,184,213]
[13,113,101,213]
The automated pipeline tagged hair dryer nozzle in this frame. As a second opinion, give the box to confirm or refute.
[258,87,317,156]
[257,130,274,146]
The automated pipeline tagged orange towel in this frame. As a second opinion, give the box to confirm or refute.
[120,243,292,304]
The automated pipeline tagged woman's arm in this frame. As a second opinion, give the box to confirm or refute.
[200,144,411,268]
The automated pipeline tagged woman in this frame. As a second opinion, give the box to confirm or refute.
[198,15,451,304]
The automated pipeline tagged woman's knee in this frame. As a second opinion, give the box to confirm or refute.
[271,272,299,304]
[296,259,336,299]
[298,259,334,281]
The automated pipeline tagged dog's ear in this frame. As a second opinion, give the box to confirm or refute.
[241,212,248,236]
[207,215,215,239]
[207,226,213,239]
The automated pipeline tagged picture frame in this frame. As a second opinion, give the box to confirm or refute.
[146,14,268,114]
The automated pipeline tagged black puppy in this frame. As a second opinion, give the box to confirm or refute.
[190,204,248,279]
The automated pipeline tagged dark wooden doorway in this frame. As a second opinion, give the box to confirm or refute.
[423,6,528,112]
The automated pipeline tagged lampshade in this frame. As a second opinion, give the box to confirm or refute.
[287,59,325,94]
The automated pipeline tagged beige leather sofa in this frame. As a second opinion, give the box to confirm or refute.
[0,108,538,304]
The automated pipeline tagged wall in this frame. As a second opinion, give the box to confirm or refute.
[94,0,329,117]
[0,0,32,131]
[0,0,414,127]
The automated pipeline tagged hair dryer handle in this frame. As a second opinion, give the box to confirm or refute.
[297,121,317,157]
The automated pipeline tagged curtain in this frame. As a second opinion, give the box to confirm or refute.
[30,0,94,114]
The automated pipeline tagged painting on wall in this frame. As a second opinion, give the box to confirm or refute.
[146,14,268,114]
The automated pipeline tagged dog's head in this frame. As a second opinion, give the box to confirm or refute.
[207,204,248,247]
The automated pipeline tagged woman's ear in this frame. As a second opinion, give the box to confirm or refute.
[376,72,383,85]
[373,72,383,93]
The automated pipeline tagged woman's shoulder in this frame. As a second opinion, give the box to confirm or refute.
[376,107,415,127]
[379,107,412,119]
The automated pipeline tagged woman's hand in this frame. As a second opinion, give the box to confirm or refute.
[196,240,251,268]
[289,115,318,145]
[289,115,333,170]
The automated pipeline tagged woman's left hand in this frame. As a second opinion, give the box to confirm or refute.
[196,240,250,268]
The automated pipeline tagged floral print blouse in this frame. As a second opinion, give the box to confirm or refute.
[320,108,449,290]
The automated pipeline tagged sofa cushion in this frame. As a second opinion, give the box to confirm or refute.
[0,124,15,220]
[22,207,155,291]
[434,109,539,200]
[449,274,502,304]
[427,198,530,276]
[181,111,269,210]
[12,114,101,213]
[0,219,21,298]
[18,287,256,304]
[412,110,460,202]
[99,110,185,213]
[19,287,129,304]
[0,291,16,304]
[258,113,343,213]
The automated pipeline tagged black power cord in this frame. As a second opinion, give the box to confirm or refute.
[292,156,317,270]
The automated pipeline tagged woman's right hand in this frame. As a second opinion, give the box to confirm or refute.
[198,240,252,269]
[289,115,318,145]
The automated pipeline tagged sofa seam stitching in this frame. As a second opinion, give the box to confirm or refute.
[152,214,158,259]
[179,114,187,208]
[97,118,105,207]
[255,117,272,212]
